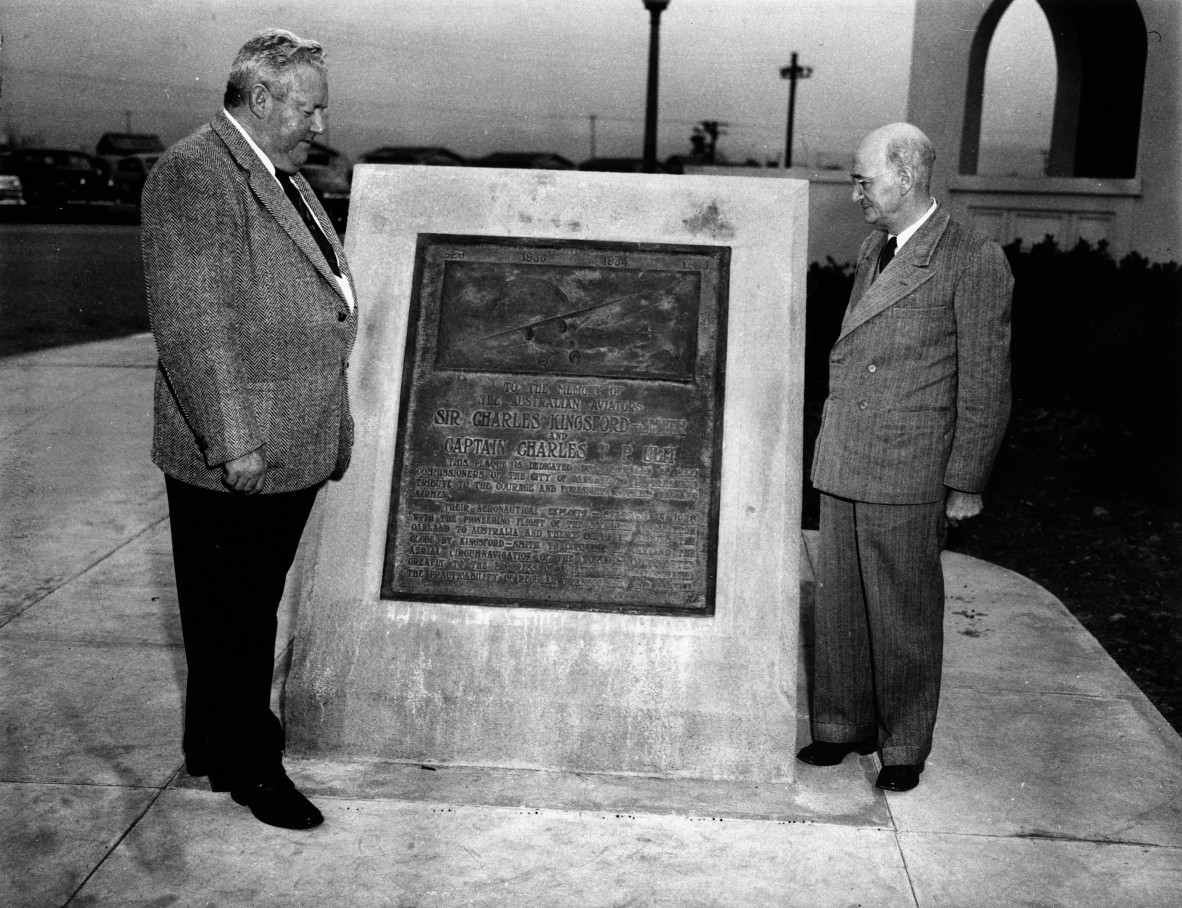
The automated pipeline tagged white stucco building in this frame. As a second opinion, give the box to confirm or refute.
[911,0,1180,263]
[697,0,1179,266]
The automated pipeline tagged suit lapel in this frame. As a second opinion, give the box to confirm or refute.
[212,113,348,304]
[837,208,949,342]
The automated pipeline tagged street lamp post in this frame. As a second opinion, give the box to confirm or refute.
[779,52,813,169]
[642,0,671,173]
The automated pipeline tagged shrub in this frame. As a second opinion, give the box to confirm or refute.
[804,239,1182,503]
[1003,238,1182,415]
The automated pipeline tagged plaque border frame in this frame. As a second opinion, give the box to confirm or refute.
[380,233,730,617]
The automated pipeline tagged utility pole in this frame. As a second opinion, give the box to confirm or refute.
[124,110,132,133]
[589,114,598,160]
[779,52,813,168]
[641,0,671,172]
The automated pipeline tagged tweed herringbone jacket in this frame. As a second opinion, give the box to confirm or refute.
[142,112,357,493]
[811,207,1012,504]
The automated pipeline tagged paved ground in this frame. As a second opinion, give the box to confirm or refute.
[2,334,1180,907]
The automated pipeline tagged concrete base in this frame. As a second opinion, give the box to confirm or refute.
[285,167,809,780]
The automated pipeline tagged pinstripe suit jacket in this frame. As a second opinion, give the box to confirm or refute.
[810,207,1012,504]
[142,112,357,493]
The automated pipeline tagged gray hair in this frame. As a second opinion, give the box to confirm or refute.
[223,28,325,108]
[884,129,936,194]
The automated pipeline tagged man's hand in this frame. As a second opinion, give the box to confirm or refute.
[222,448,267,494]
[945,489,983,527]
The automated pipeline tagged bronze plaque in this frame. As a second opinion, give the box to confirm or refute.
[381,235,729,615]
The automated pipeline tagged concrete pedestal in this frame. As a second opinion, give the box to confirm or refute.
[286,166,808,781]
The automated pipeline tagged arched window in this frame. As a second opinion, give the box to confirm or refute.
[961,0,1147,178]
[978,0,1056,177]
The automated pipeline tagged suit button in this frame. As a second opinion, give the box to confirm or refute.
[867,364,877,373]
[858,401,869,410]
[337,312,347,322]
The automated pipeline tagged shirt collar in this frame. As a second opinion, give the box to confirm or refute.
[223,109,280,183]
[221,111,354,310]
[893,198,938,250]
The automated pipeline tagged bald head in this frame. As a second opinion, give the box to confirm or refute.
[851,123,937,234]
[860,123,936,195]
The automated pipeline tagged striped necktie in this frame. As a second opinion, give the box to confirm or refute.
[276,171,340,277]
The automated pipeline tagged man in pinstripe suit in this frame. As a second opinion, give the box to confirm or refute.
[800,123,1012,792]
[142,29,356,828]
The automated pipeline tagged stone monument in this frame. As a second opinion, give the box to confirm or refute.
[285,166,808,781]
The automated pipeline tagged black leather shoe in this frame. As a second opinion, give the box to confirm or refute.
[875,763,924,792]
[796,736,878,766]
[231,773,324,829]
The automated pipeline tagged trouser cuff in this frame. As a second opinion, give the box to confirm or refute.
[811,721,877,744]
[223,710,286,782]
[880,744,931,766]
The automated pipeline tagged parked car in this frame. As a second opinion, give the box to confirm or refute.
[0,170,24,205]
[96,133,164,155]
[95,133,164,168]
[0,149,116,206]
[359,146,467,166]
[476,152,575,170]
[579,157,674,174]
[95,133,166,204]
[106,153,160,204]
[299,141,351,232]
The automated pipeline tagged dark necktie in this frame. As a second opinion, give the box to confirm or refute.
[877,235,897,275]
[276,171,340,277]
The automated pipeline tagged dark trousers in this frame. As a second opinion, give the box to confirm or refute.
[812,492,946,766]
[165,475,319,782]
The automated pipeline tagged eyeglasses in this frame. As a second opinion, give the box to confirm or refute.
[850,169,899,192]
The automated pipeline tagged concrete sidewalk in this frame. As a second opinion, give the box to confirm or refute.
[2,334,1180,907]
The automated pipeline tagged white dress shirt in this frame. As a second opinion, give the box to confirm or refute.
[893,198,939,251]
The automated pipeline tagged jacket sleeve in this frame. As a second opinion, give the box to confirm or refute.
[944,238,1013,493]
[142,153,261,468]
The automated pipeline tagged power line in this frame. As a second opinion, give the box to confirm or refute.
[358,97,781,134]
[5,64,218,98]
[7,64,791,149]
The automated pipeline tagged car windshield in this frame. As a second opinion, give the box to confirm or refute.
[21,153,93,170]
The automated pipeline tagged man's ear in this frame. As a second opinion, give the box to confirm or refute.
[897,166,916,196]
[247,83,271,120]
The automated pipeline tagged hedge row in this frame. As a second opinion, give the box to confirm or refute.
[803,238,1182,500]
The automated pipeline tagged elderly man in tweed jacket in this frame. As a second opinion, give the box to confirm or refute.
[142,28,356,829]
[799,123,1012,793]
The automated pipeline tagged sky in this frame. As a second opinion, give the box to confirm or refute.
[0,0,1055,171]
